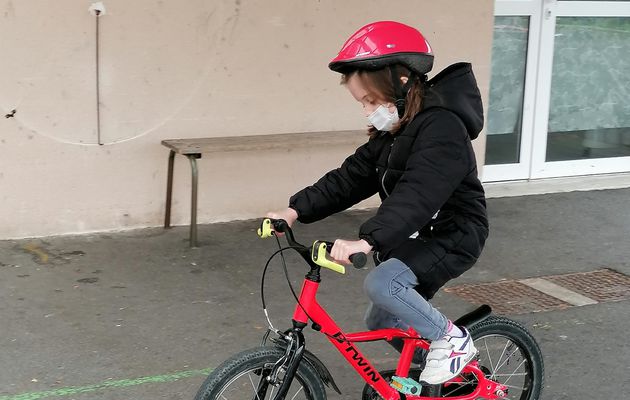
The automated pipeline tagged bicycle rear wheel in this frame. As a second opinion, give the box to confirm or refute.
[438,315,545,399]
[194,346,327,400]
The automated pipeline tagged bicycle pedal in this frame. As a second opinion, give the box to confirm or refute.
[390,376,422,395]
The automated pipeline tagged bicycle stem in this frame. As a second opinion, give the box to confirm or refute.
[271,219,314,266]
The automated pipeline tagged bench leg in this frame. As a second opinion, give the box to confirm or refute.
[187,154,201,248]
[164,150,176,228]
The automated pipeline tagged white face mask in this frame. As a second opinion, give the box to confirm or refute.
[367,105,399,132]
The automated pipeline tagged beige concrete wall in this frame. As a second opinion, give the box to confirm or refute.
[0,0,494,239]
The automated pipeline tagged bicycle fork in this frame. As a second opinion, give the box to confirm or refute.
[262,325,306,400]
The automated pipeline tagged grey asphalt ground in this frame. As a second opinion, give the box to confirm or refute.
[1,188,629,399]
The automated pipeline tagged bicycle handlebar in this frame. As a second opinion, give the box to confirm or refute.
[350,252,368,269]
[257,218,368,272]
[322,241,368,269]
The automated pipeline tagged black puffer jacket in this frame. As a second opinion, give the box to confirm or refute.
[289,63,488,259]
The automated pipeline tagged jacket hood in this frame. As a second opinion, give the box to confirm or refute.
[421,62,484,139]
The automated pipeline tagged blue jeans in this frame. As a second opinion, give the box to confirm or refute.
[363,258,448,341]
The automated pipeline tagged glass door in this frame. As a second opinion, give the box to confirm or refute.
[484,0,630,182]
[531,1,630,178]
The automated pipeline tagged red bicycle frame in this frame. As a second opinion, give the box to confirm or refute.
[293,279,506,400]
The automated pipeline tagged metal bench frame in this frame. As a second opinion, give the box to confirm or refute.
[162,130,365,247]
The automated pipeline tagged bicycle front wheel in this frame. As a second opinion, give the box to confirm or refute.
[194,346,327,400]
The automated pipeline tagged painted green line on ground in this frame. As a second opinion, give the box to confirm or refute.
[0,368,212,400]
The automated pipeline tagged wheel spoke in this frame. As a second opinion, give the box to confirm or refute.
[503,358,527,385]
[442,373,477,397]
[442,386,462,397]
[269,385,275,400]
[247,373,263,400]
[502,383,530,390]
[290,386,304,400]
[491,339,511,379]
[483,337,495,373]
[493,346,520,376]
[442,381,475,397]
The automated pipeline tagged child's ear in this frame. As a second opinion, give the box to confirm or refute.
[400,76,409,85]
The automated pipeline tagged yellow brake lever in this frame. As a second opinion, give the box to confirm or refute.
[257,218,274,238]
[311,241,346,274]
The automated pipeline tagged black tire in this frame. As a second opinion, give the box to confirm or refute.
[434,316,544,399]
[194,346,327,400]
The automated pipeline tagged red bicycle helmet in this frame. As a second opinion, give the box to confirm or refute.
[329,21,434,75]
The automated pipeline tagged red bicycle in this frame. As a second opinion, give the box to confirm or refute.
[194,219,544,400]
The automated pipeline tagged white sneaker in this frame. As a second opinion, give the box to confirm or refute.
[419,328,477,385]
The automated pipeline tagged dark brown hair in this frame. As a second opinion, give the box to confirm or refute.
[341,66,424,138]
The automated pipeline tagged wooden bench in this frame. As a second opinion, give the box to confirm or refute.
[162,130,366,247]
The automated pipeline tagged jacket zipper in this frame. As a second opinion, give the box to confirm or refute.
[381,170,390,197]
[381,139,396,197]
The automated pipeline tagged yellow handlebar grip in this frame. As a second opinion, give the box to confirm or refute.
[312,242,346,274]
[257,218,274,239]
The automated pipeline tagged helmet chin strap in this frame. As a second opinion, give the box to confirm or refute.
[389,65,418,117]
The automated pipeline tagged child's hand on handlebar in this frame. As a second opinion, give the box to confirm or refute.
[265,208,298,236]
[330,239,372,266]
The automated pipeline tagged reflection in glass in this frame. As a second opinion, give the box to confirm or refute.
[547,17,630,161]
[485,17,529,165]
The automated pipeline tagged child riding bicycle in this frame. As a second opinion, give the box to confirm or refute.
[267,20,489,385]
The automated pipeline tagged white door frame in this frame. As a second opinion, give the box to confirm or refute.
[483,0,543,182]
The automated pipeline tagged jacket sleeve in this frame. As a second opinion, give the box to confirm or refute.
[289,139,379,223]
[359,110,473,251]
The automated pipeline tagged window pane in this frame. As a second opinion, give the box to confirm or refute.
[547,17,630,161]
[486,16,529,165]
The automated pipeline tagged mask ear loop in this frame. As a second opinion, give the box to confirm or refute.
[388,65,417,118]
